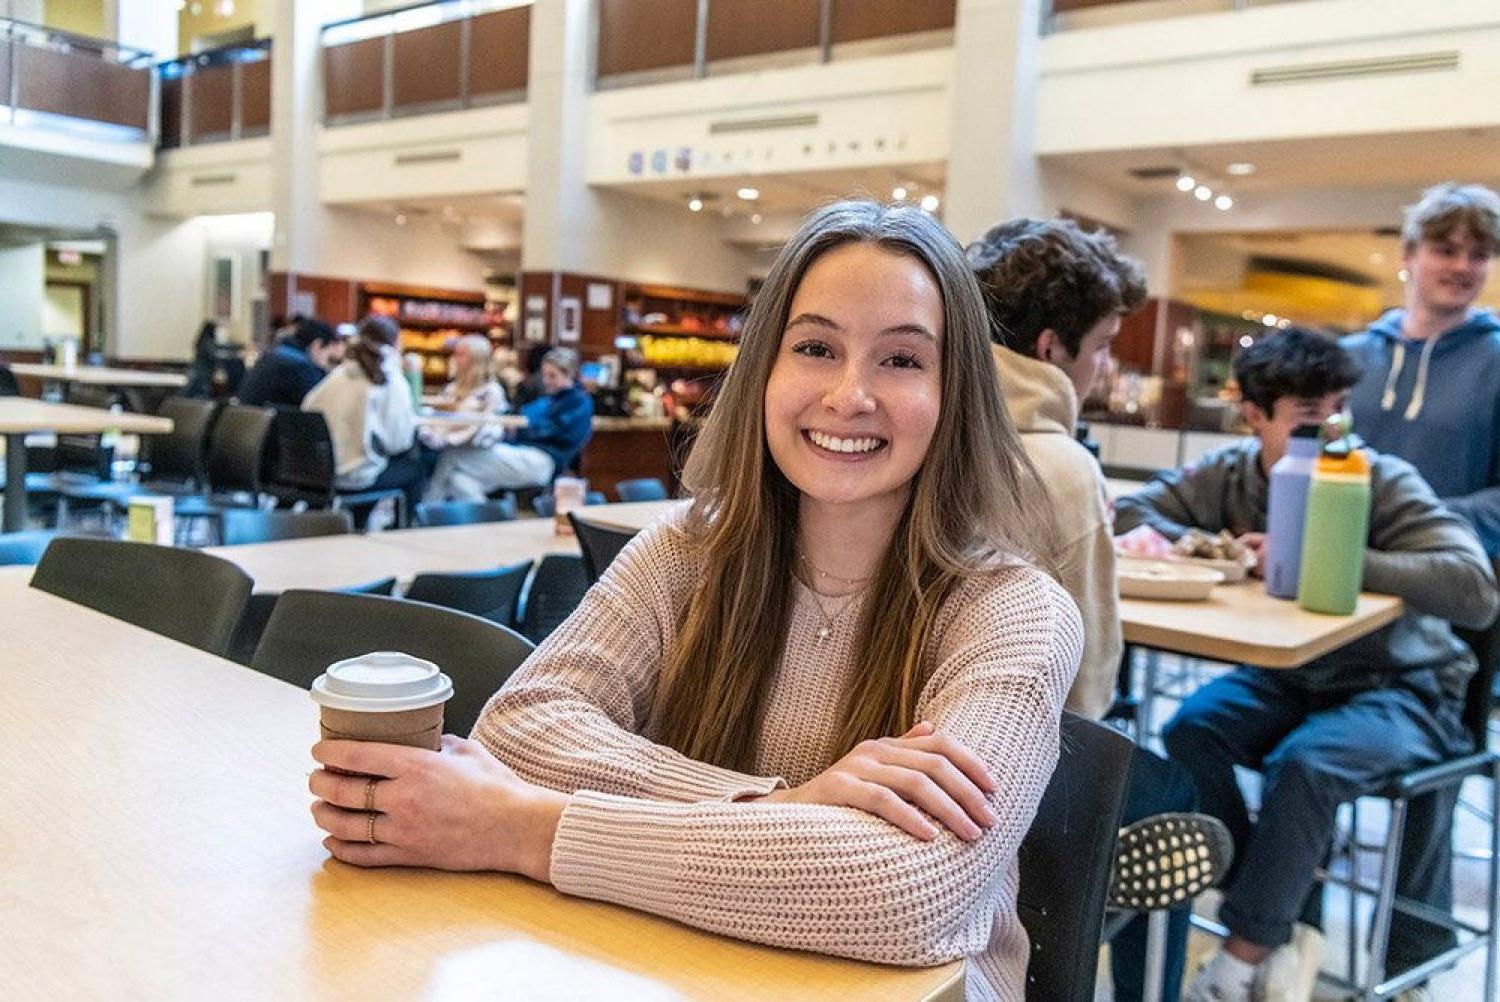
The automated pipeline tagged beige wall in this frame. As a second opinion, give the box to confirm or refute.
[178,0,264,53]
[43,0,106,37]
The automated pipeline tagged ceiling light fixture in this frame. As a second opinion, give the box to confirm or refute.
[892,185,908,201]
[1176,175,1196,192]
[1227,162,1256,176]
[751,213,763,224]
[736,187,759,201]
[919,194,940,212]
[688,196,703,213]
[394,213,407,226]
[1262,313,1278,326]
[1214,194,1233,211]
[1194,185,1213,202]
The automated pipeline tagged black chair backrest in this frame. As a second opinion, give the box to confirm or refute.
[251,589,535,736]
[518,553,590,644]
[0,530,57,566]
[220,509,353,546]
[0,364,18,396]
[1016,713,1135,1002]
[147,396,219,485]
[415,497,518,527]
[48,433,114,479]
[406,560,533,627]
[264,408,337,504]
[615,478,668,503]
[569,512,638,585]
[206,404,274,496]
[31,538,252,656]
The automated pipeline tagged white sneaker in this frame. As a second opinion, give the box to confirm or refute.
[1253,923,1324,1001]
[1184,950,1259,1002]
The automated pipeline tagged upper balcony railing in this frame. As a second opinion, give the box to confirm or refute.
[1046,0,1317,33]
[319,0,531,126]
[158,39,272,150]
[594,0,956,89]
[0,17,154,144]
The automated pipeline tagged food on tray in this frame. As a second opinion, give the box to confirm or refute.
[1171,528,1255,567]
[1114,524,1174,560]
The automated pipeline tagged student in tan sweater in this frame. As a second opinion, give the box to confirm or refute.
[309,201,1083,1001]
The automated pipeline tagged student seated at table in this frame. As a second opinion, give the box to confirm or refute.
[416,334,508,473]
[423,346,592,502]
[237,317,345,408]
[969,217,1221,1002]
[311,200,1082,999]
[302,314,423,526]
[1113,329,1498,1002]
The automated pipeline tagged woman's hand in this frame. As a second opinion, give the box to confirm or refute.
[754,722,999,842]
[309,735,567,881]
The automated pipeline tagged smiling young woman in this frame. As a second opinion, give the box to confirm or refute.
[310,200,1080,1001]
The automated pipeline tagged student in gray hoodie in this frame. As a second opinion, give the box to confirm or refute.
[1343,182,1500,558]
[1116,330,1498,1001]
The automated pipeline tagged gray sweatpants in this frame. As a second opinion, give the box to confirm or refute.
[425,443,555,502]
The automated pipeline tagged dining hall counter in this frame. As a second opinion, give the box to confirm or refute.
[579,416,679,500]
[2,575,963,1001]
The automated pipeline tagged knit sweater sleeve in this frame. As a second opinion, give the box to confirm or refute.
[545,569,1081,967]
[471,524,787,803]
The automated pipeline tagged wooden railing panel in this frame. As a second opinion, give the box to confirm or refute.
[15,46,149,129]
[468,6,530,97]
[596,0,697,77]
[706,0,820,61]
[241,57,272,132]
[392,19,463,109]
[831,0,955,44]
[188,63,234,140]
[323,37,385,119]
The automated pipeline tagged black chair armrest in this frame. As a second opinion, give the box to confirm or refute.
[1379,750,1498,799]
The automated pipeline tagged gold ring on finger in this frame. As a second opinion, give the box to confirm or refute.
[366,812,378,845]
[363,777,379,813]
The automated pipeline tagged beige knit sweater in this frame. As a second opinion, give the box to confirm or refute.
[473,518,1082,1001]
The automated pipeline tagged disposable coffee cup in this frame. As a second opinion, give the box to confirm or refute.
[310,651,453,752]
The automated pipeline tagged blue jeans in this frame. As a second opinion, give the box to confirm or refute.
[1110,745,1200,1002]
[1162,666,1469,951]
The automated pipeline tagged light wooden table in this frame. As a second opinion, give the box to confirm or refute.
[0,398,173,532]
[10,362,188,388]
[2,577,961,1000]
[575,499,687,533]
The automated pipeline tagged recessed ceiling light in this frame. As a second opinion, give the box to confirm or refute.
[1369,252,1385,265]
[737,187,759,201]
[688,197,703,212]
[1214,194,1233,210]
[394,213,407,226]
[1263,313,1278,326]
[1227,162,1256,176]
[751,213,763,224]
[1194,185,1213,201]
[919,194,940,212]
[1238,334,1254,348]
[1176,175,1196,192]
[892,185,908,201]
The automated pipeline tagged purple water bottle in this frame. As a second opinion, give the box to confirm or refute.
[1264,423,1320,598]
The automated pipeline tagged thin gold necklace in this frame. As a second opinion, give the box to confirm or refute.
[807,589,860,644]
[797,550,873,589]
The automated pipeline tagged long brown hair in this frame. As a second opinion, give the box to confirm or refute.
[651,200,1058,771]
[349,314,400,385]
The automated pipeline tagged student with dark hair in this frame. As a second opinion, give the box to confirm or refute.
[302,314,422,524]
[1116,329,1498,1001]
[970,218,1221,1002]
[237,317,346,408]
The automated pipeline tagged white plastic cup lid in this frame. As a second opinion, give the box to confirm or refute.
[309,651,453,713]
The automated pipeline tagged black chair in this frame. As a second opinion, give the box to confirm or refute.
[615,478,668,503]
[1312,617,1500,999]
[0,364,18,396]
[0,529,58,565]
[532,491,605,518]
[1016,712,1136,1002]
[517,553,590,644]
[250,589,535,736]
[262,408,408,528]
[414,497,517,527]
[25,434,115,519]
[58,397,221,516]
[30,537,251,656]
[405,560,533,627]
[219,509,354,546]
[226,576,402,666]
[569,512,638,584]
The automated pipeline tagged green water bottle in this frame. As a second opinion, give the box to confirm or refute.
[1296,423,1371,616]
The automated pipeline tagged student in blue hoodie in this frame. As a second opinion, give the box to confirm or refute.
[1344,182,1500,558]
[425,346,594,501]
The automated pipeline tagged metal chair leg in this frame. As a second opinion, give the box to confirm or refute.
[1365,798,1409,998]
[1487,765,1499,1001]
[1349,799,1361,986]
[1143,909,1167,1001]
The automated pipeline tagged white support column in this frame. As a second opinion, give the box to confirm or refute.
[944,0,1045,244]
[521,0,595,274]
[110,0,176,57]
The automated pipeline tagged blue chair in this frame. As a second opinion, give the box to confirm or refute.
[615,478,668,503]
[532,491,605,518]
